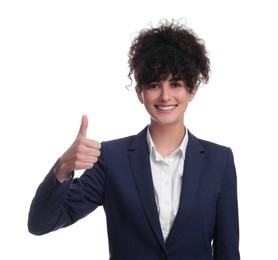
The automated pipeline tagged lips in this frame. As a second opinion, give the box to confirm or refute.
[155,105,177,111]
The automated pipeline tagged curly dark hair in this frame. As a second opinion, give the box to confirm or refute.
[128,19,210,93]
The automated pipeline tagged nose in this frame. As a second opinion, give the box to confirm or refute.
[159,84,171,102]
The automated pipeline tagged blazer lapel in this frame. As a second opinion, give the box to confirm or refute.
[128,127,166,249]
[166,131,205,247]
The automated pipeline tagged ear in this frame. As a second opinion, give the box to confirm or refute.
[136,86,144,104]
[189,84,198,102]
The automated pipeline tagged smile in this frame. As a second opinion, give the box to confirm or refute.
[155,105,177,111]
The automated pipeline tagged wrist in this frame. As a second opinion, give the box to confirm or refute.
[55,159,73,181]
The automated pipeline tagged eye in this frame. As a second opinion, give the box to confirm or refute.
[146,82,159,89]
[171,81,182,88]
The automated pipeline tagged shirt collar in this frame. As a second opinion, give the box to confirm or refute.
[147,126,188,160]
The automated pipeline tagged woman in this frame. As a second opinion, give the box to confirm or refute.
[28,19,240,259]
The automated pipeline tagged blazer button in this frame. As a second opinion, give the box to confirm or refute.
[161,252,167,259]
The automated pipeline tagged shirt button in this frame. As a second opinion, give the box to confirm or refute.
[161,252,167,259]
[164,181,170,185]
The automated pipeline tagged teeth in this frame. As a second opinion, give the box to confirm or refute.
[157,106,176,111]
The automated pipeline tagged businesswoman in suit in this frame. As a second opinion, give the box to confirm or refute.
[28,19,240,259]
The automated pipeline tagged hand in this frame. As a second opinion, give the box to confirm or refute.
[55,115,101,181]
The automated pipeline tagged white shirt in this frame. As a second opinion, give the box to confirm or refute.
[147,127,188,241]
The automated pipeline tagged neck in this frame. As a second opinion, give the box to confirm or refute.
[149,121,186,157]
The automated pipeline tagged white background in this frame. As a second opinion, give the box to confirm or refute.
[1,0,277,259]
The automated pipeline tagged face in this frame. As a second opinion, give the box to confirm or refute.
[137,75,197,128]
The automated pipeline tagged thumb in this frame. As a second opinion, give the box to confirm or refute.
[78,115,88,137]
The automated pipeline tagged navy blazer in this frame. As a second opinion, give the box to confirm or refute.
[28,126,240,260]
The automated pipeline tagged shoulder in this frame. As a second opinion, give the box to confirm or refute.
[199,138,230,152]
[188,131,236,173]
[189,130,230,149]
[188,130,233,159]
[102,126,148,148]
[101,135,136,150]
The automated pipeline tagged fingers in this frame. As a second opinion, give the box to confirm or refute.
[78,115,88,138]
[76,144,101,159]
[83,139,101,150]
[73,148,100,170]
[78,154,100,165]
[74,161,96,170]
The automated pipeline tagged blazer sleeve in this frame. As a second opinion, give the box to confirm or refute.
[213,148,240,260]
[28,143,107,236]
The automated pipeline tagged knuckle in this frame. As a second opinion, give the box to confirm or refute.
[75,153,81,160]
[76,146,84,153]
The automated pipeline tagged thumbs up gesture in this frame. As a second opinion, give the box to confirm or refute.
[55,115,101,181]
